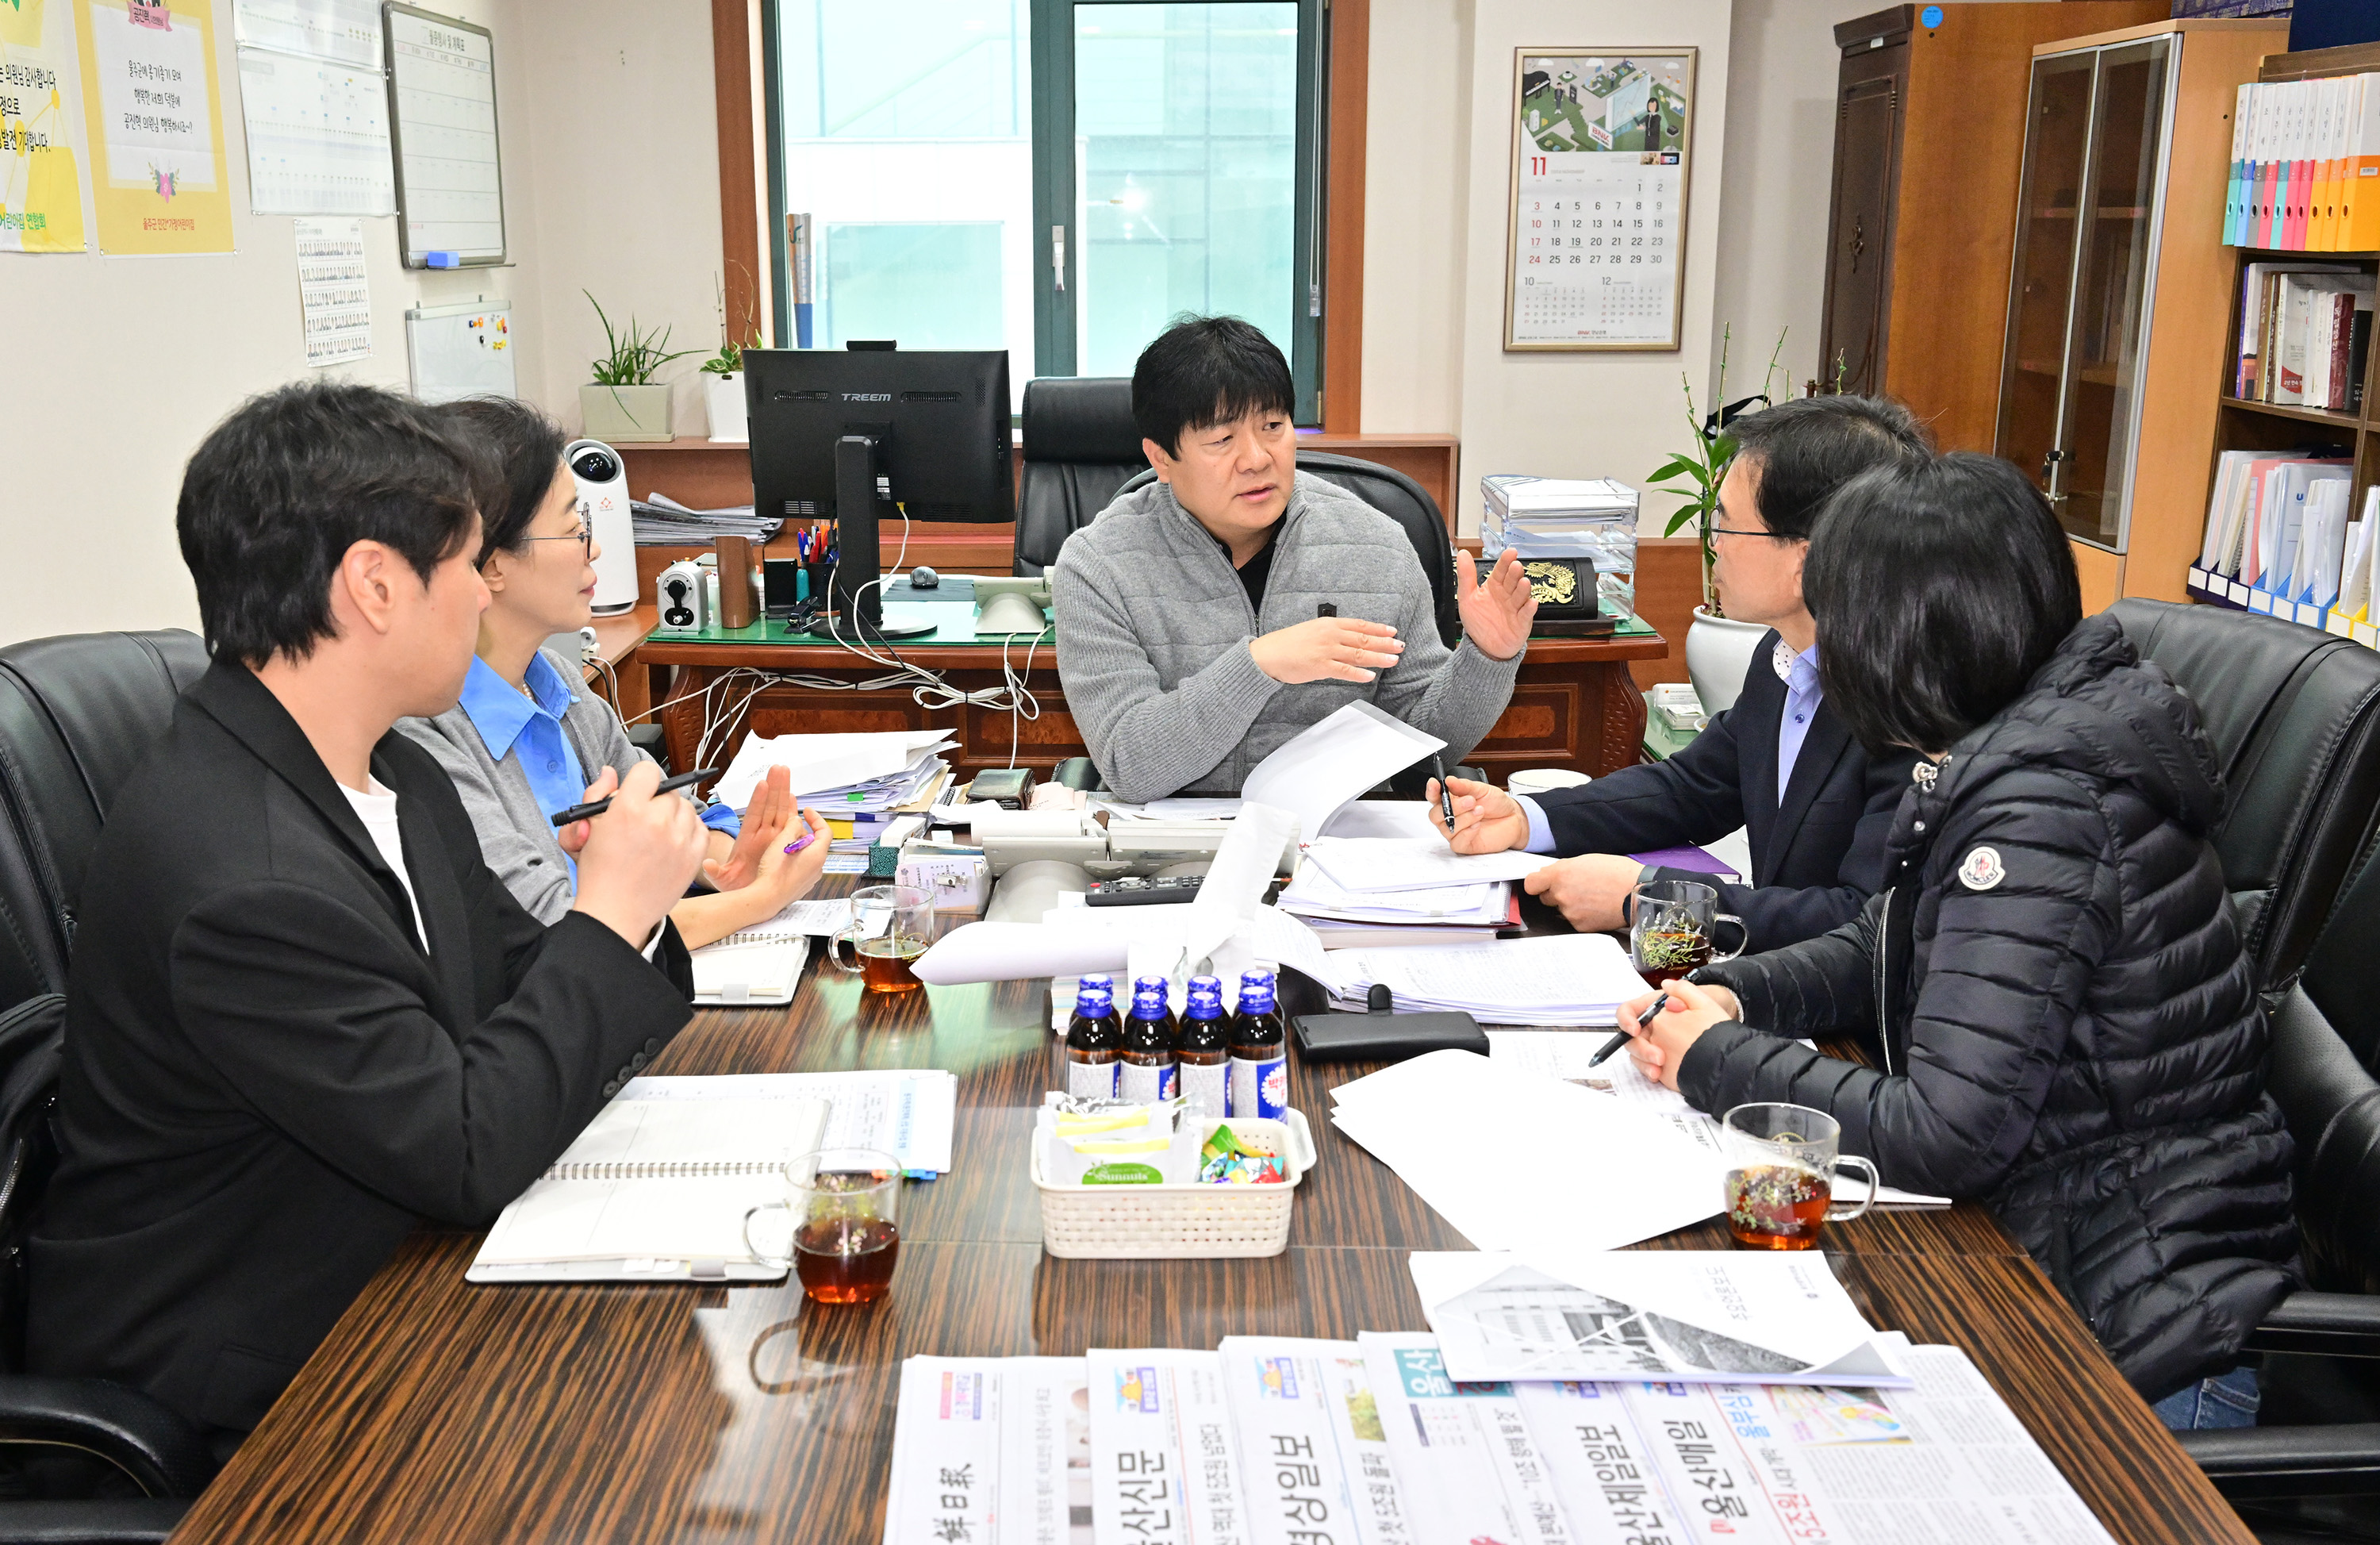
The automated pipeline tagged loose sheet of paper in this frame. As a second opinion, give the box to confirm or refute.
[1410,1251,1910,1386]
[1241,701,1442,842]
[620,1071,958,1175]
[1484,1032,1950,1205]
[1332,933,1645,1026]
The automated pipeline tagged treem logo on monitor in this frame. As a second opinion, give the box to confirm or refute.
[840,391,893,402]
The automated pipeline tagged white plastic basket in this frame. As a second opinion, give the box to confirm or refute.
[1032,1112,1316,1259]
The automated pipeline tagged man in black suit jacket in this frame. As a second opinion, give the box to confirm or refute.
[1434,397,1929,953]
[29,382,708,1447]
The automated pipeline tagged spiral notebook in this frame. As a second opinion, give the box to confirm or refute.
[466,1093,830,1283]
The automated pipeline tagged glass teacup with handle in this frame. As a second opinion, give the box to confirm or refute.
[1721,1103,1880,1249]
[1629,878,1745,990]
[829,884,936,993]
[743,1146,904,1303]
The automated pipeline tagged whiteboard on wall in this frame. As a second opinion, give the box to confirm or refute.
[383,2,505,267]
[406,298,514,402]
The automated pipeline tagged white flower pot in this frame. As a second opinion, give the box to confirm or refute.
[1684,606,1770,717]
[703,371,748,443]
[578,382,674,443]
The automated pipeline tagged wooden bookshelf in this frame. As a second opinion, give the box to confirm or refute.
[2188,44,2380,625]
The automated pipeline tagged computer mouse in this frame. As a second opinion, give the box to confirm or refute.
[908,566,939,590]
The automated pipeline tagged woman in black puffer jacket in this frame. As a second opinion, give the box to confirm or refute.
[1621,452,2299,1416]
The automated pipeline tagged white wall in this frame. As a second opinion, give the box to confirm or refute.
[0,0,728,648]
[1360,0,1848,534]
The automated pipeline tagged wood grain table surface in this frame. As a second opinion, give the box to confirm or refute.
[167,923,2254,1544]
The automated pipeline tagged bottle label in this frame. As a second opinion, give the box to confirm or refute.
[1119,1060,1177,1105]
[1228,1055,1288,1121]
[1067,1058,1118,1101]
[1179,1061,1226,1119]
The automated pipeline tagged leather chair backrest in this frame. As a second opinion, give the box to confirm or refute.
[1014,378,1146,576]
[0,630,209,1004]
[1114,453,1461,649]
[0,992,61,1373]
[2271,833,2380,1293]
[2109,598,2380,990]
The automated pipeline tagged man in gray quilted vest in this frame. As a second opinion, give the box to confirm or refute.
[1053,316,1537,803]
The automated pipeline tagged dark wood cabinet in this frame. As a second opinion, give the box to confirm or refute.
[1817,2,2167,450]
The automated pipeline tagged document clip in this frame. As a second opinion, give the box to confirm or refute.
[1291,984,1488,1064]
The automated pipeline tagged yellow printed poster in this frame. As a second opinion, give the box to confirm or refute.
[72,0,229,254]
[1,0,93,252]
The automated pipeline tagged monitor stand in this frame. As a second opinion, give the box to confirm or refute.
[830,432,935,640]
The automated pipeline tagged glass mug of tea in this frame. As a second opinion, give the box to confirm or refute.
[743,1145,904,1303]
[1720,1103,1879,1250]
[830,884,936,994]
[1630,878,1746,989]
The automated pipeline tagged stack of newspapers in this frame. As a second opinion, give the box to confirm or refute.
[629,492,780,546]
[881,1255,2121,1545]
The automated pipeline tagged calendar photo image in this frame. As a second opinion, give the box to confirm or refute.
[1503,48,1697,352]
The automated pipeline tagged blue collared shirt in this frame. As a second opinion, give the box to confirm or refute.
[459,652,593,880]
[1775,640,1822,809]
[1512,638,1824,853]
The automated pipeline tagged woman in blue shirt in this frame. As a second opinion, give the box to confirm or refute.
[398,398,828,947]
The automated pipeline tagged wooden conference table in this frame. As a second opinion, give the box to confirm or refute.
[170,890,2252,1544]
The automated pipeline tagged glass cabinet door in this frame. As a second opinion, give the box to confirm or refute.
[2059,38,2171,548]
[1996,51,2098,528]
[1994,38,2175,551]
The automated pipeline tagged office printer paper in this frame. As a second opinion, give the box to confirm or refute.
[1087,1350,1251,1545]
[1214,1337,1414,1545]
[883,1356,1090,1545]
[713,729,956,810]
[1355,1334,1570,1545]
[1241,701,1442,842]
[1411,1251,1914,1388]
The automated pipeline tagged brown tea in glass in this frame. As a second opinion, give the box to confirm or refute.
[1628,880,1743,989]
[857,936,926,993]
[794,1215,900,1302]
[1724,1163,1832,1249]
[1718,1104,1879,1251]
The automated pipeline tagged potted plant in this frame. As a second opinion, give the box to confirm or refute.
[699,269,758,444]
[578,290,694,444]
[1645,325,1787,715]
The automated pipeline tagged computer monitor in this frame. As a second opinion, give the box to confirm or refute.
[744,347,1013,637]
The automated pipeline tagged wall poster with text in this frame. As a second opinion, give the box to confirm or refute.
[1503,48,1695,352]
[72,0,232,254]
[1,0,94,252]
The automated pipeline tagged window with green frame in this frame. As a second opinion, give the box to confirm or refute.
[763,0,1324,421]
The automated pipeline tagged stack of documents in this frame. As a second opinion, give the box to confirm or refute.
[1480,473,1640,570]
[628,492,780,545]
[1329,1047,1722,1250]
[883,1334,2121,1545]
[1322,932,1644,1025]
[713,729,956,813]
[1276,860,1517,948]
[1240,700,1444,840]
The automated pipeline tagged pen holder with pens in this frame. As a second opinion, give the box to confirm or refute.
[1031,1113,1315,1259]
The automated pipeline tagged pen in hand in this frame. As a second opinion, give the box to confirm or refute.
[547,767,723,827]
[1590,992,1670,1067]
[1433,755,1457,832]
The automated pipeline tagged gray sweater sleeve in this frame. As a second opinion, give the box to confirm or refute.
[1051,544,1287,803]
[393,710,578,925]
[1365,553,1524,767]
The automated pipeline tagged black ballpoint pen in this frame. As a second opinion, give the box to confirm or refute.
[548,767,723,826]
[1433,754,1457,832]
[1590,992,1670,1067]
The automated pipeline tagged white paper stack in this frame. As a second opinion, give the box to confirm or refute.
[1276,860,1514,948]
[1324,932,1644,1025]
[628,491,780,545]
[1479,474,1641,570]
[713,729,957,813]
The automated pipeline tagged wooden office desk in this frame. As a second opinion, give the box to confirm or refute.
[170,901,2251,1544]
[629,617,1667,788]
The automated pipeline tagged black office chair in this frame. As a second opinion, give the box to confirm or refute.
[2174,836,2380,1539]
[0,630,221,1543]
[2109,599,2380,993]
[0,630,209,1006]
[1013,378,1147,577]
[1115,452,1461,650]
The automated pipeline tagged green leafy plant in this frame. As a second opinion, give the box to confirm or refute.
[700,265,761,376]
[1644,324,1789,615]
[585,290,697,386]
